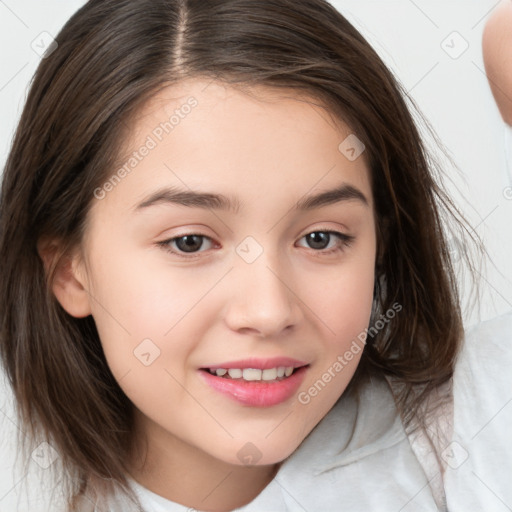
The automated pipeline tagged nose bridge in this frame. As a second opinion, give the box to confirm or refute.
[224,238,300,335]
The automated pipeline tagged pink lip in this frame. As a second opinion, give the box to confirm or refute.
[201,357,308,371]
[198,365,309,407]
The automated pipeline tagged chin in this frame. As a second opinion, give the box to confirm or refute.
[215,441,297,468]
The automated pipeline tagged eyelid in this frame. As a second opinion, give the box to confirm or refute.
[157,226,355,259]
[157,232,217,259]
[296,222,353,241]
[296,229,355,253]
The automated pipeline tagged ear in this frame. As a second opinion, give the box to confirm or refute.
[37,239,92,318]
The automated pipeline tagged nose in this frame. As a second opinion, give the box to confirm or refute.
[223,254,303,338]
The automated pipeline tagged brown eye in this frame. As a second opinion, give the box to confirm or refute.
[174,235,205,253]
[305,232,331,250]
[159,234,215,257]
[297,230,355,254]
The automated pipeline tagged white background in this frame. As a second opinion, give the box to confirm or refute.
[0,1,511,510]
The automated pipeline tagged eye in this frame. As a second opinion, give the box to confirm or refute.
[297,230,354,253]
[157,230,354,259]
[158,234,215,257]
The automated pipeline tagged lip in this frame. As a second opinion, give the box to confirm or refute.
[198,365,309,407]
[201,357,308,371]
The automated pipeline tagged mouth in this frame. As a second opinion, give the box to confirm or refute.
[200,365,306,382]
[198,360,310,407]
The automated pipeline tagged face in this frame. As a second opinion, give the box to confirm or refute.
[72,79,376,468]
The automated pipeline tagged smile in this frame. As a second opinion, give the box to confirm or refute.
[205,366,295,381]
[199,364,309,407]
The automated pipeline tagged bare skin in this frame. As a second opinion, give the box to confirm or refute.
[483,0,512,125]
[48,79,377,511]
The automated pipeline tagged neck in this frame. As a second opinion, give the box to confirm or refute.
[128,411,281,512]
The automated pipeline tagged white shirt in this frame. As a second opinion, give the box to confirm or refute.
[444,312,512,511]
[103,311,512,512]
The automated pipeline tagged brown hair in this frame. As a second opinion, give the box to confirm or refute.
[0,0,482,509]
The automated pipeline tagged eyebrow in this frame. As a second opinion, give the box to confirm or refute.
[134,183,369,213]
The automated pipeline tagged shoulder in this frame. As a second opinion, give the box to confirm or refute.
[450,310,512,438]
[456,311,512,396]
[444,311,512,510]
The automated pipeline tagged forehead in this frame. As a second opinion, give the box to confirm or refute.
[134,78,349,132]
[91,79,373,217]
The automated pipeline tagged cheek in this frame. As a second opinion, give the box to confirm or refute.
[304,248,376,348]
[84,252,218,386]
[295,245,375,418]
[314,274,373,335]
[86,240,223,335]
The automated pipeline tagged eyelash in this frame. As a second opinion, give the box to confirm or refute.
[157,230,355,259]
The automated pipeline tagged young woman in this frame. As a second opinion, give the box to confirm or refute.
[0,1,509,511]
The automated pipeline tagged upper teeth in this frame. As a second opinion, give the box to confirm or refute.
[210,366,294,380]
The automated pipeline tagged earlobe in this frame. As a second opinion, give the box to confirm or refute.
[37,240,92,318]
